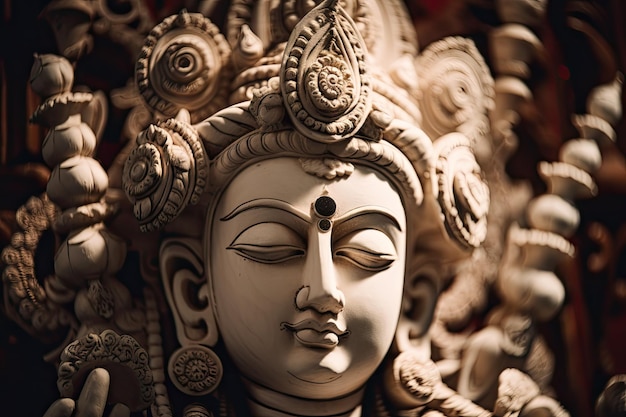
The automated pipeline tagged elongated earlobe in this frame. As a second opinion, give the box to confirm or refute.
[160,237,218,347]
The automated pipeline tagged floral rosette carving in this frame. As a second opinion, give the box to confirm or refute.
[434,133,490,249]
[57,329,154,412]
[136,11,231,123]
[168,346,223,396]
[123,118,207,232]
[280,0,372,143]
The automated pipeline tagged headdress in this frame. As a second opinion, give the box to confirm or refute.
[121,0,490,260]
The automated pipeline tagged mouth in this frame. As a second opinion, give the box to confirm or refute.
[281,319,349,349]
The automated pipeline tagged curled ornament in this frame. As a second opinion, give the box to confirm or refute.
[122,117,207,232]
[280,0,371,143]
[435,133,490,249]
[135,11,231,123]
[417,37,494,148]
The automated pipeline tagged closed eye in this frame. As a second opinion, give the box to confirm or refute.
[228,222,305,263]
[334,229,397,271]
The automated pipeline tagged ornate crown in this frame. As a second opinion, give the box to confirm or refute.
[121,0,490,255]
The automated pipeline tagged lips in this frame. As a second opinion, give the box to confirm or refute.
[281,318,349,349]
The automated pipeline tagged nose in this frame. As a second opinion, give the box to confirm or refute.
[295,226,345,314]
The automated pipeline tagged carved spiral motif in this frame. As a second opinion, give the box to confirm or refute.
[168,346,223,396]
[435,133,490,249]
[136,11,231,123]
[122,118,207,232]
[307,54,355,115]
[417,37,494,145]
[281,0,371,143]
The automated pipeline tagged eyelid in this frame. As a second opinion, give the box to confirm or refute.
[227,222,305,264]
[334,229,398,271]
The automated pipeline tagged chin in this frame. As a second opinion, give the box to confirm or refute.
[279,347,369,399]
[283,372,355,400]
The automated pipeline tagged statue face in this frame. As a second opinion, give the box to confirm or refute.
[209,157,406,399]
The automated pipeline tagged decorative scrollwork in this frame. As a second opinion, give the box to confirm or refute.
[57,329,155,412]
[123,118,208,232]
[136,11,231,123]
[280,0,371,143]
[1,194,75,342]
[435,133,490,249]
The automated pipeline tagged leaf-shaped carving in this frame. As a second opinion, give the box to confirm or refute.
[280,0,371,143]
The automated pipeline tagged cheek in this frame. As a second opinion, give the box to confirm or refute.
[341,263,405,345]
[211,254,298,325]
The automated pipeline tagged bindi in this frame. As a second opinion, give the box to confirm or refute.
[313,195,337,232]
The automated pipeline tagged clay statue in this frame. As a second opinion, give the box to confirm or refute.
[3,0,622,416]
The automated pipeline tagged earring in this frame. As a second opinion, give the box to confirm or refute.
[168,345,223,396]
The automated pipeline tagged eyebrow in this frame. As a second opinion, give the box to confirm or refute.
[220,198,311,222]
[221,198,402,231]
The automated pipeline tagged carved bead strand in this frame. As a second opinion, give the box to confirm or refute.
[28,54,147,345]
[488,0,546,158]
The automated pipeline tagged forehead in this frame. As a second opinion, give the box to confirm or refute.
[214,157,406,223]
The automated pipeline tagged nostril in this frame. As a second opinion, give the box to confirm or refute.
[295,286,310,310]
[295,285,345,314]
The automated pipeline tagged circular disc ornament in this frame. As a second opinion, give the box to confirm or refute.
[168,345,223,396]
[136,11,231,123]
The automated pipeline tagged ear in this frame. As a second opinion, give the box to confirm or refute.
[160,237,218,346]
[395,263,440,355]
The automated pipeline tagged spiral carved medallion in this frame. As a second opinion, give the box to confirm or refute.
[136,11,231,123]
[417,37,494,146]
[122,118,208,232]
